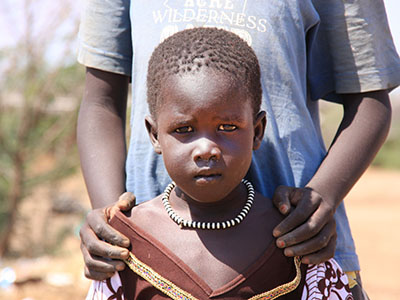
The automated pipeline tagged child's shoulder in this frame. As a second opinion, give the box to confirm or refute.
[251,192,284,225]
[254,192,283,219]
[109,195,177,248]
[129,195,166,224]
[119,195,182,238]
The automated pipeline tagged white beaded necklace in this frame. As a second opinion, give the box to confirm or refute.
[162,179,255,230]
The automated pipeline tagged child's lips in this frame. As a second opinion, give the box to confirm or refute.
[194,171,222,183]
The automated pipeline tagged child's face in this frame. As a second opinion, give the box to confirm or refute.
[146,69,265,203]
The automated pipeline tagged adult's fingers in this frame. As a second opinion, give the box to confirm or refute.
[300,230,337,265]
[116,192,136,211]
[275,200,334,247]
[81,242,125,280]
[278,218,336,259]
[273,188,321,238]
[83,266,115,281]
[80,219,130,259]
[86,209,130,248]
[272,186,295,215]
[106,192,136,220]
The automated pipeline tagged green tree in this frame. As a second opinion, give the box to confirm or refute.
[0,0,83,256]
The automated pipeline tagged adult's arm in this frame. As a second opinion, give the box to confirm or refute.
[273,90,392,264]
[78,67,133,279]
[77,67,129,209]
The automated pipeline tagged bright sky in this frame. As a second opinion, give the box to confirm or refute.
[0,0,80,66]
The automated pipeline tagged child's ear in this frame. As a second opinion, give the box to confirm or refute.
[253,111,266,150]
[145,115,162,154]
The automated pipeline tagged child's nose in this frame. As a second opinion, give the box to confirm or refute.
[192,137,221,162]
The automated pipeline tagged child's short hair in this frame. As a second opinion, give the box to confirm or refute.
[147,27,262,117]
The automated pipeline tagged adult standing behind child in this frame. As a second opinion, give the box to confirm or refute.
[77,1,400,299]
[86,27,353,299]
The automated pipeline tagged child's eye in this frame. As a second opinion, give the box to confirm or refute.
[175,126,193,133]
[218,124,237,131]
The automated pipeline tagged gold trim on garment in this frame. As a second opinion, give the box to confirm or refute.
[248,256,302,300]
[124,253,302,300]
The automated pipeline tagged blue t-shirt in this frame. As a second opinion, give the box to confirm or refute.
[78,0,400,271]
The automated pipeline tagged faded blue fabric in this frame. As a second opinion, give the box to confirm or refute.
[78,0,400,272]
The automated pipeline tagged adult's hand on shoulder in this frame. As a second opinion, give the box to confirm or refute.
[80,192,136,280]
[272,186,337,265]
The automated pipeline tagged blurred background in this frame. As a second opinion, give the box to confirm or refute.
[0,0,399,299]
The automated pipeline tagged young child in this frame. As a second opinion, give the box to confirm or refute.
[86,28,353,300]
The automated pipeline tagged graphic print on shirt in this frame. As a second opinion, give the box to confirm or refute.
[151,0,268,45]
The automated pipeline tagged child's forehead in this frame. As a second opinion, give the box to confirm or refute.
[155,70,253,119]
[161,69,243,96]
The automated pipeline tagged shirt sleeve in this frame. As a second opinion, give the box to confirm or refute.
[86,274,125,300]
[309,0,400,101]
[77,0,132,76]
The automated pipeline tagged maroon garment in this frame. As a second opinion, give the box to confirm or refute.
[110,211,306,300]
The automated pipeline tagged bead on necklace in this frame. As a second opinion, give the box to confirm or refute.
[161,179,255,230]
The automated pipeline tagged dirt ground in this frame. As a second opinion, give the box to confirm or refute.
[0,167,399,299]
[344,168,400,300]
